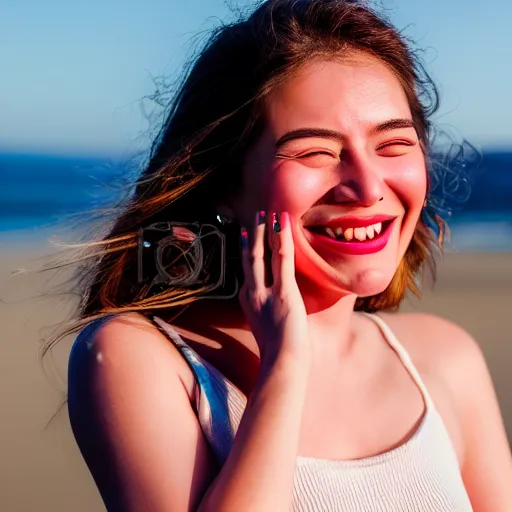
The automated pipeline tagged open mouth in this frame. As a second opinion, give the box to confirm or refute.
[303,216,397,255]
[306,219,394,243]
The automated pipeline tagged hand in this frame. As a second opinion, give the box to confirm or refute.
[238,211,311,372]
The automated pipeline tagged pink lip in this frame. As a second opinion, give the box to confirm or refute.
[306,218,396,256]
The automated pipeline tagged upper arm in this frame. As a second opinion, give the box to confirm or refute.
[452,325,512,511]
[401,313,512,511]
[68,314,217,512]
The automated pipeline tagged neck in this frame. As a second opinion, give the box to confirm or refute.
[175,280,363,361]
[298,275,361,358]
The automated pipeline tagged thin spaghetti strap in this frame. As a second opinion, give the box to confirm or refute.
[150,315,191,350]
[147,314,205,415]
[149,315,218,383]
[364,313,435,410]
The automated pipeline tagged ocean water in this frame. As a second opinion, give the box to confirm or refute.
[1,151,511,251]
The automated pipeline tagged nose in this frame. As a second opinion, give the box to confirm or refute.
[332,150,385,206]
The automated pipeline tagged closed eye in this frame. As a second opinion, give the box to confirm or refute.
[276,150,337,159]
[299,151,336,158]
[276,150,339,168]
[376,140,417,156]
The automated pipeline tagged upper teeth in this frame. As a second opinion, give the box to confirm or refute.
[323,222,383,241]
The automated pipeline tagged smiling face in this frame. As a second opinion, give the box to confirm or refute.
[231,52,427,302]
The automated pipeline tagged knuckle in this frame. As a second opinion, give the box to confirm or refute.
[247,294,262,311]
[248,250,264,264]
[276,290,292,306]
[273,247,289,259]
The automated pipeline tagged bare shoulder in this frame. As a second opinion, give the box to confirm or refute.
[67,311,196,433]
[378,311,496,421]
[378,311,484,381]
[69,312,194,397]
[68,312,198,436]
[71,312,175,362]
[380,311,512,503]
[68,313,216,511]
[378,311,486,429]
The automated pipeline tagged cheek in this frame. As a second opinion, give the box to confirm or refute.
[383,157,427,259]
[385,158,427,213]
[269,164,331,213]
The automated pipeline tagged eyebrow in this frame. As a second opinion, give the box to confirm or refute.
[275,118,416,149]
[372,118,415,134]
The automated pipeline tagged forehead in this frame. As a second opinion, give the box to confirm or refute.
[264,53,412,136]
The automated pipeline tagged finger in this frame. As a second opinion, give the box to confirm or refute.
[241,211,267,294]
[240,226,254,291]
[271,211,295,291]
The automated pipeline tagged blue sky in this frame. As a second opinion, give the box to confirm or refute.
[1,0,510,156]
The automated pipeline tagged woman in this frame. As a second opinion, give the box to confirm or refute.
[66,1,512,510]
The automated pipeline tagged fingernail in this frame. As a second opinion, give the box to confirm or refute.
[241,227,248,249]
[272,213,281,233]
[258,210,266,225]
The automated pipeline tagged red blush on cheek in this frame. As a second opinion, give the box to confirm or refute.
[270,163,328,213]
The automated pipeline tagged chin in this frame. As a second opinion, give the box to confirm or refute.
[297,258,397,300]
[294,222,405,300]
[342,267,396,298]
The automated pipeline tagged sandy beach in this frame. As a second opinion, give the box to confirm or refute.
[1,238,511,512]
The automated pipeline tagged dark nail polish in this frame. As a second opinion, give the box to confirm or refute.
[273,213,281,233]
[258,210,266,225]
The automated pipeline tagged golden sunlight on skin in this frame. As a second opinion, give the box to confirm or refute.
[235,53,427,305]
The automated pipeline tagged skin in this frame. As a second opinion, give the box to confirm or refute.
[236,56,425,306]
[232,54,426,338]
[68,54,512,511]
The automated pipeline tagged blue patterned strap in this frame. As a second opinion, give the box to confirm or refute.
[150,315,242,465]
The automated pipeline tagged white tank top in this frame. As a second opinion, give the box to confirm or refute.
[152,313,473,511]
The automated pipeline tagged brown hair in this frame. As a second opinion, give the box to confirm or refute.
[45,0,445,352]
